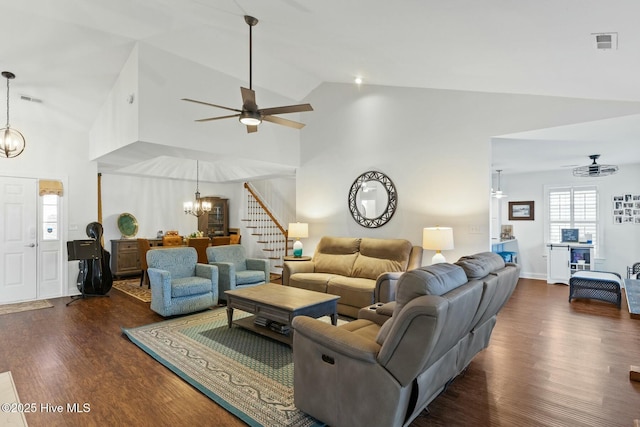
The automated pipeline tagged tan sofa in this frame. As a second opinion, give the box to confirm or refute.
[292,252,520,427]
[282,236,423,317]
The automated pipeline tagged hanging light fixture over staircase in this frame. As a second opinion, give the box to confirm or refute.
[184,160,212,217]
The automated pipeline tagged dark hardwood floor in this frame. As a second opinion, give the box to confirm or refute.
[0,278,638,427]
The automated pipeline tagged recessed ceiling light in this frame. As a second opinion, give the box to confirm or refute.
[354,77,363,85]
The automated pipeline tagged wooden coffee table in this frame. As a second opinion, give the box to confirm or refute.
[224,283,340,346]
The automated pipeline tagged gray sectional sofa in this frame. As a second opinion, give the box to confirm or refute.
[291,252,520,427]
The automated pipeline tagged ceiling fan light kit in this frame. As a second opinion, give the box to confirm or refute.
[572,154,618,177]
[183,15,312,134]
[239,110,262,126]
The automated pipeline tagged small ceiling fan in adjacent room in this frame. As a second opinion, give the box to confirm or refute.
[182,15,313,134]
[572,154,618,177]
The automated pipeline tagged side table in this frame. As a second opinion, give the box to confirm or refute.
[283,255,312,261]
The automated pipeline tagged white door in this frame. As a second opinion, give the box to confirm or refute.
[0,177,37,303]
[38,194,63,299]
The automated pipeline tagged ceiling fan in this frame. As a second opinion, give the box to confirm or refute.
[572,154,618,177]
[182,15,313,134]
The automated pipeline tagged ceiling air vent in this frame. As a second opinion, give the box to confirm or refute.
[592,32,618,50]
[20,95,43,103]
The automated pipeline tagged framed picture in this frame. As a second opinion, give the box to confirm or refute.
[500,225,514,240]
[612,194,640,225]
[509,201,534,221]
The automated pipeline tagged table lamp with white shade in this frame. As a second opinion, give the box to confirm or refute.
[422,226,454,264]
[288,222,309,257]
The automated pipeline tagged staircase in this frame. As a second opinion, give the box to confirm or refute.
[242,182,290,276]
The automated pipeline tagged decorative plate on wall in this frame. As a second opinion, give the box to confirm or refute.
[117,212,139,238]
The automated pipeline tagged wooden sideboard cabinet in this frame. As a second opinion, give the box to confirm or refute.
[198,197,229,238]
[110,238,162,278]
[111,239,140,278]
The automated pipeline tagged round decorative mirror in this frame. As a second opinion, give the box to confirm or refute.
[117,212,139,238]
[348,171,397,228]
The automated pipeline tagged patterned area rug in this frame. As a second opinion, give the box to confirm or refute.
[0,371,28,426]
[112,278,151,302]
[122,308,325,427]
[0,299,53,316]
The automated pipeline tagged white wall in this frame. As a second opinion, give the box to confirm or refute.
[297,82,640,266]
[137,44,301,166]
[499,165,640,279]
[1,126,97,296]
[90,43,303,172]
[90,44,140,160]
[99,174,298,262]
[100,174,243,245]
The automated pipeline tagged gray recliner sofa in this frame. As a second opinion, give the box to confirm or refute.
[291,252,520,427]
[283,236,423,317]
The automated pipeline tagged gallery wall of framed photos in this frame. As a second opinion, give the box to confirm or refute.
[612,194,640,224]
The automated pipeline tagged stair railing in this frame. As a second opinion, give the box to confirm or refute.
[243,182,290,273]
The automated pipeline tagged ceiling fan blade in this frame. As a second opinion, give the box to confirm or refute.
[259,103,313,116]
[246,125,258,133]
[240,87,257,111]
[262,115,305,129]
[182,98,242,113]
[195,114,240,122]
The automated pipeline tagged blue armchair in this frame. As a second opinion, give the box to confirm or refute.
[206,245,269,299]
[147,247,218,317]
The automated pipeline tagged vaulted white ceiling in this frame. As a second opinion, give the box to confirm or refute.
[2,0,640,175]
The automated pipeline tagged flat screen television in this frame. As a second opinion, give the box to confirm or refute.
[561,228,580,243]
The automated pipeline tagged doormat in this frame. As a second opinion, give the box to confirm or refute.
[0,371,28,426]
[0,299,53,316]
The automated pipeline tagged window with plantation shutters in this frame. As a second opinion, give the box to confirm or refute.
[547,185,598,249]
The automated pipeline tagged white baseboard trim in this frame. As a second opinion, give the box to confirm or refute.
[519,272,547,281]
